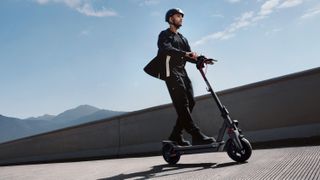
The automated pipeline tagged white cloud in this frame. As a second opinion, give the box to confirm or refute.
[76,4,117,17]
[279,0,303,8]
[36,0,50,4]
[139,0,160,6]
[226,0,241,3]
[259,0,280,16]
[256,0,304,19]
[34,0,117,17]
[300,5,320,19]
[194,0,306,46]
[229,11,254,32]
[194,11,253,46]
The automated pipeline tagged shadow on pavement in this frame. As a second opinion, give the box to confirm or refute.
[99,161,243,180]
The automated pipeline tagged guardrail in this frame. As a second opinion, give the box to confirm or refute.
[1,67,319,165]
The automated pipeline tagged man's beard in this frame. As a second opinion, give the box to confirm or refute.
[173,21,182,29]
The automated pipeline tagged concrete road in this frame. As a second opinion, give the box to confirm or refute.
[0,145,320,180]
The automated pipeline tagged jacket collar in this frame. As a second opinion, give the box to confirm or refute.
[166,28,180,35]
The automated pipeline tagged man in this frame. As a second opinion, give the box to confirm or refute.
[144,8,215,146]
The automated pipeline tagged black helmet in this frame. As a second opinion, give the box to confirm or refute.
[165,8,184,22]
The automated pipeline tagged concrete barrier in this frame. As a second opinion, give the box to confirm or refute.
[0,67,320,165]
[0,119,120,165]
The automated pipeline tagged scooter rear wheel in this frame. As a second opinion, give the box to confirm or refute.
[162,143,180,164]
[226,138,252,162]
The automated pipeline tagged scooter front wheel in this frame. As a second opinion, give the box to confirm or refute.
[226,138,252,162]
[162,143,180,164]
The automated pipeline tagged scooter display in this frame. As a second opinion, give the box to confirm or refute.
[162,56,252,164]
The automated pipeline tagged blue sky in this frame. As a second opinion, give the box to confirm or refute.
[0,0,319,118]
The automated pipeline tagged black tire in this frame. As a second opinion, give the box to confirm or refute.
[162,143,180,164]
[226,138,252,162]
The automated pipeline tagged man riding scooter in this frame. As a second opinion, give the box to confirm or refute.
[144,8,215,146]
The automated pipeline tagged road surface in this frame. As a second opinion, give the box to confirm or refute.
[0,145,319,180]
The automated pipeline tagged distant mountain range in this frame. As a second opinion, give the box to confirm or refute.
[0,105,127,144]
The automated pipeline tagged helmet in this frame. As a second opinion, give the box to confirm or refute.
[165,8,184,22]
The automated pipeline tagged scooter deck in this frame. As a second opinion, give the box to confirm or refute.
[162,140,225,155]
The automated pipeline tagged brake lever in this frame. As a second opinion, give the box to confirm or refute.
[206,58,218,63]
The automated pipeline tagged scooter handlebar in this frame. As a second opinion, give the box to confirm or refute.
[196,55,218,69]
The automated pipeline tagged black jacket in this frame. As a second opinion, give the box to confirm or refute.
[144,29,194,80]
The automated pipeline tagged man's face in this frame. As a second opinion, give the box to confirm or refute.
[169,13,183,28]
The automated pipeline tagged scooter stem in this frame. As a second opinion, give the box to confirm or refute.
[199,68,224,112]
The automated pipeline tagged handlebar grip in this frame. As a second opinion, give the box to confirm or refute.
[207,58,218,62]
[196,56,218,69]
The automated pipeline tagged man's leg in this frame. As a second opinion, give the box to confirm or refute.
[182,75,216,145]
[166,76,192,146]
[166,75,215,145]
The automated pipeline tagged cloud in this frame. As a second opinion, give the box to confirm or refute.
[194,0,306,46]
[34,0,117,17]
[193,11,253,46]
[279,0,303,8]
[139,0,160,6]
[300,5,320,19]
[76,3,117,17]
[36,0,50,4]
[255,0,303,19]
[229,11,254,32]
[258,0,280,16]
[226,0,241,3]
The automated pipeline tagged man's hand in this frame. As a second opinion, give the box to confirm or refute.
[185,52,198,60]
[196,55,216,69]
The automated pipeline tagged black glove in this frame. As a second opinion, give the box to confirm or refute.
[196,56,209,69]
[196,55,217,69]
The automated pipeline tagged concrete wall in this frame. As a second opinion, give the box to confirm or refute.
[1,67,320,165]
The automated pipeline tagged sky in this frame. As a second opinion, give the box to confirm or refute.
[0,0,319,119]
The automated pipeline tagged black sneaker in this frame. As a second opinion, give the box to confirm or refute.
[169,134,191,146]
[191,131,216,145]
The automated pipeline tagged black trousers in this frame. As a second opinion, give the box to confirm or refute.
[165,74,199,135]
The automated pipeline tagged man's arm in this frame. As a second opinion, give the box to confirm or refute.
[183,37,198,64]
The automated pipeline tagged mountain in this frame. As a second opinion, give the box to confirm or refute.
[64,109,124,126]
[0,105,127,144]
[25,114,55,121]
[0,115,27,142]
[52,105,100,123]
[50,106,125,129]
[0,115,53,144]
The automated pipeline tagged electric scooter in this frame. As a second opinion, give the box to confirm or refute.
[162,56,252,164]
